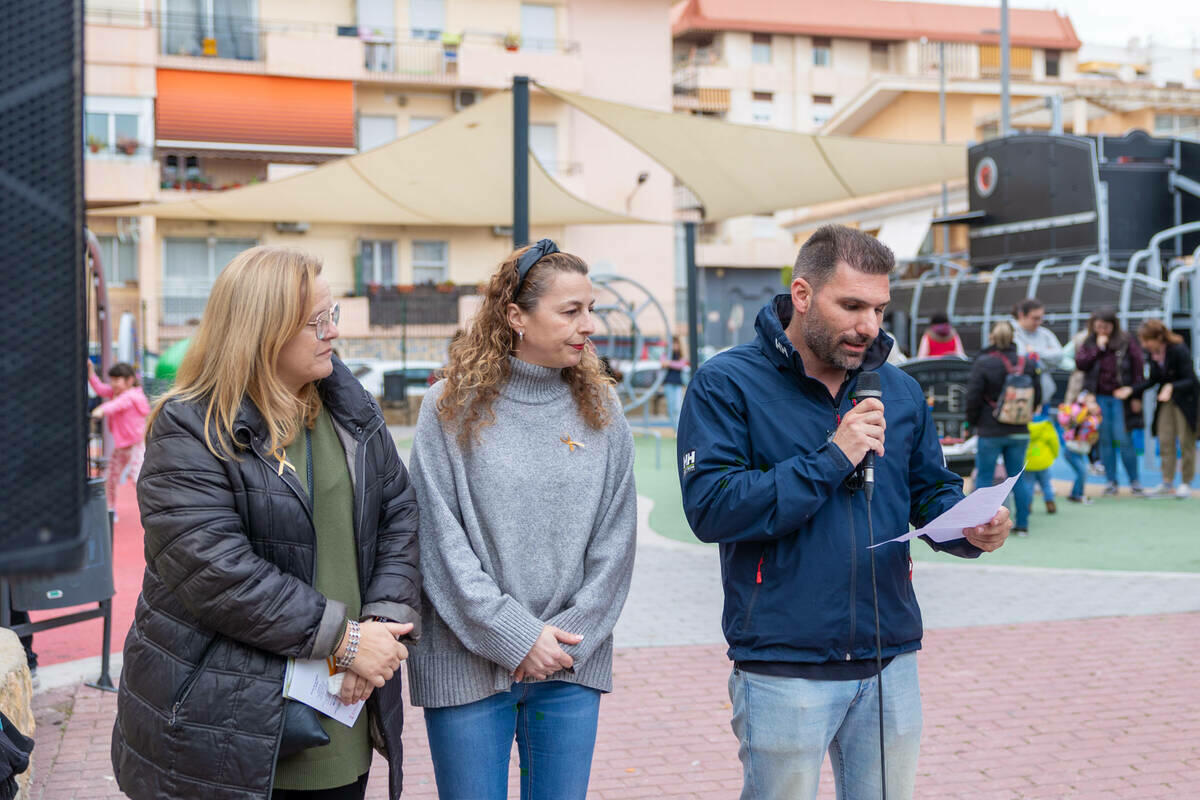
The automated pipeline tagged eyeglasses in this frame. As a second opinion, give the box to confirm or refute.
[307,303,340,341]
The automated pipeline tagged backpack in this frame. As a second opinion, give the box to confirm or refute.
[990,353,1036,425]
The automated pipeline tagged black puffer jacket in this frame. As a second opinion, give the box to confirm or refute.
[112,359,420,800]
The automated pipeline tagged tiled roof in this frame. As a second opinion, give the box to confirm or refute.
[671,0,1081,50]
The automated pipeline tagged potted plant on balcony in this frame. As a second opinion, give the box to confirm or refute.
[436,279,456,293]
[115,136,139,156]
[502,32,521,52]
[86,135,104,154]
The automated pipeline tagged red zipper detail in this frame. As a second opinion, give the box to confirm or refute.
[756,555,764,584]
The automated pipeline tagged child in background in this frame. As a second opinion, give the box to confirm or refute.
[1057,391,1102,505]
[88,361,151,518]
[1026,409,1060,513]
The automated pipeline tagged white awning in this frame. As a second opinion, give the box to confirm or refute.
[540,85,963,222]
[96,92,646,227]
[875,208,934,259]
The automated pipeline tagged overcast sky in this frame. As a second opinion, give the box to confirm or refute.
[917,0,1200,49]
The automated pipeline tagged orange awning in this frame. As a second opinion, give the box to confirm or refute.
[155,70,355,151]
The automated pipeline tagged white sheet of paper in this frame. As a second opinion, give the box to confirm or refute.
[870,469,1023,548]
[283,657,364,728]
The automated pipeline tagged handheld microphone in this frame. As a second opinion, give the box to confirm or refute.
[855,371,882,501]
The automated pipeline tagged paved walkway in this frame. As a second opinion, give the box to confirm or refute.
[18,427,1200,798]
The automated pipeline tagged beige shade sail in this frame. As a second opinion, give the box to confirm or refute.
[95,91,643,226]
[540,85,963,222]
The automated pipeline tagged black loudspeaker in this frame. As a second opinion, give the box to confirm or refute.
[0,0,88,575]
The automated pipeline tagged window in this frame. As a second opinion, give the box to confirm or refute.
[1045,49,1060,78]
[162,0,259,60]
[870,41,890,71]
[751,33,772,65]
[409,0,445,40]
[752,91,773,125]
[358,115,397,152]
[412,240,449,285]
[812,95,833,128]
[360,240,396,285]
[521,4,557,53]
[83,96,152,157]
[530,123,558,175]
[812,37,832,67]
[96,235,138,286]
[409,116,441,134]
[162,237,256,325]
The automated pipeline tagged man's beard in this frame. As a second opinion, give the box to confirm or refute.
[801,303,873,370]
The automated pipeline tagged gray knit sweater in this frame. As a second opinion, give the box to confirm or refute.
[406,357,637,708]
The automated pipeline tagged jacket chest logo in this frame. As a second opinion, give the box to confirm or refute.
[560,434,585,453]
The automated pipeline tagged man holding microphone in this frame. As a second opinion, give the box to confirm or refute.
[678,225,1011,800]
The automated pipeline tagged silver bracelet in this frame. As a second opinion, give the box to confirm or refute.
[335,619,360,669]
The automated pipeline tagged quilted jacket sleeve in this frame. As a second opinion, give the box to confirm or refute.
[137,402,346,660]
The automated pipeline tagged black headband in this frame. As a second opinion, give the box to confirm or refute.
[514,238,559,299]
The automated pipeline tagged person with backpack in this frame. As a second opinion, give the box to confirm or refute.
[1074,308,1145,495]
[966,320,1042,535]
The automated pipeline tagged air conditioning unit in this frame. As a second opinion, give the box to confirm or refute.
[454,89,481,111]
[274,221,310,234]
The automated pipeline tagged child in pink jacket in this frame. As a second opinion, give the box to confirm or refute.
[88,361,151,515]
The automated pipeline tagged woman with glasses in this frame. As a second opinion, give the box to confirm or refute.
[112,246,421,800]
[407,240,638,800]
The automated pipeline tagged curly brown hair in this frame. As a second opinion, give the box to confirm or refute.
[437,245,616,446]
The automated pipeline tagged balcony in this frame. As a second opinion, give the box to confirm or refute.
[85,155,158,205]
[152,15,582,89]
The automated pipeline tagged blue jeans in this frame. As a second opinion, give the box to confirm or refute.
[1096,394,1139,485]
[975,435,1032,528]
[1027,468,1055,503]
[1063,448,1089,498]
[729,652,922,800]
[423,681,601,800]
[664,383,684,430]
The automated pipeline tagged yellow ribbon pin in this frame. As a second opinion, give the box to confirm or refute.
[560,435,585,453]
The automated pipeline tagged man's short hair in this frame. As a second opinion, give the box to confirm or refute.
[792,224,895,289]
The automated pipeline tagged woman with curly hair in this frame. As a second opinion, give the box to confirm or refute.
[407,239,637,800]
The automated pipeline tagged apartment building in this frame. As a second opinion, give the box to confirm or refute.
[670,0,1082,349]
[84,0,674,359]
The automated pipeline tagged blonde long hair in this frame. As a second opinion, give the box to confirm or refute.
[438,245,615,445]
[146,246,323,461]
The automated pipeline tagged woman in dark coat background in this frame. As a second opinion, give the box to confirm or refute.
[1075,307,1145,496]
[112,246,420,800]
[1119,320,1196,498]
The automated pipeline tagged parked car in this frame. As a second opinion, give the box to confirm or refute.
[342,359,442,401]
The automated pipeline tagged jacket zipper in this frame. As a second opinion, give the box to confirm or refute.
[170,637,219,725]
[845,493,857,661]
[742,549,767,629]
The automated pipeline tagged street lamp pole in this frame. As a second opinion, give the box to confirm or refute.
[1000,0,1011,136]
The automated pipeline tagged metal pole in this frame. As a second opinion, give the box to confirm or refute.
[1000,0,1011,136]
[685,221,701,377]
[939,42,950,255]
[512,75,530,249]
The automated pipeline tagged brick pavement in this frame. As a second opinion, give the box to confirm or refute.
[28,612,1200,799]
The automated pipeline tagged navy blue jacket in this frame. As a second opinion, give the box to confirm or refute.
[678,296,980,665]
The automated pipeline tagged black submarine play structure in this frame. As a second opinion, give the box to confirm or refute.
[884,129,1199,462]
[887,129,1200,360]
